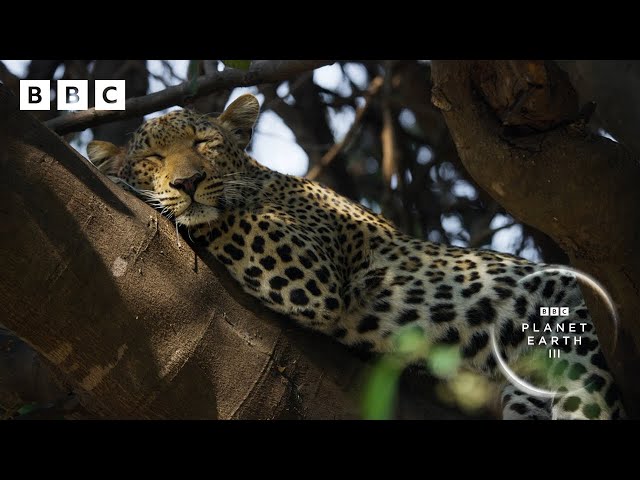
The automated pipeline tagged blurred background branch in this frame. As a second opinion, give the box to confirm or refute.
[43,60,333,135]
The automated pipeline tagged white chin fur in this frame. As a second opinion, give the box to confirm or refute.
[175,204,220,227]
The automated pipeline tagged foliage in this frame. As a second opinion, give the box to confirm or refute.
[222,60,252,70]
[361,327,495,419]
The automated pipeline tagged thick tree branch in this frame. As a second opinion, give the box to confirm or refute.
[45,60,334,135]
[431,60,640,417]
[557,60,640,157]
[1,85,467,420]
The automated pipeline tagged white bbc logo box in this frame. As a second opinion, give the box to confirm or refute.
[539,307,570,316]
[20,80,125,111]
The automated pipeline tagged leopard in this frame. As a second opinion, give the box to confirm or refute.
[87,93,625,420]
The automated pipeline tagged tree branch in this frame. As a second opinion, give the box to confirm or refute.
[557,60,640,156]
[431,60,640,417]
[307,76,383,181]
[381,66,398,187]
[2,84,469,419]
[468,222,516,249]
[45,60,334,135]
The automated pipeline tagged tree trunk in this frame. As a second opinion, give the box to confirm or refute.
[0,84,466,419]
[557,60,640,155]
[431,60,640,417]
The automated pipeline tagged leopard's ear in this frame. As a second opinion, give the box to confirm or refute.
[87,140,126,177]
[217,94,260,149]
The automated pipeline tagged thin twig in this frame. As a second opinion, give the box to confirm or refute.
[161,60,187,82]
[306,75,384,181]
[380,60,411,231]
[148,71,172,89]
[45,60,334,135]
[262,71,313,112]
[380,63,398,186]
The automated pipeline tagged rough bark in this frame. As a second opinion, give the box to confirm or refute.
[557,60,640,156]
[431,60,640,417]
[391,61,568,262]
[0,85,467,420]
[0,325,67,415]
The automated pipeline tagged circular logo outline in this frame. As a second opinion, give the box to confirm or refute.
[489,265,619,398]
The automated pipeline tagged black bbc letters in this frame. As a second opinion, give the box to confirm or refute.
[29,87,42,104]
[102,86,118,104]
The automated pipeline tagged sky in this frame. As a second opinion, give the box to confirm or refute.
[2,59,354,177]
[1,59,537,260]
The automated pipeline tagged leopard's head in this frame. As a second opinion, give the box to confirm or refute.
[87,94,260,227]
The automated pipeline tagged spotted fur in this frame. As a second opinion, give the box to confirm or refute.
[88,94,625,420]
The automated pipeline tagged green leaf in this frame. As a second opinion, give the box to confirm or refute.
[222,60,252,71]
[393,325,427,355]
[361,357,403,420]
[428,345,461,379]
[17,403,37,416]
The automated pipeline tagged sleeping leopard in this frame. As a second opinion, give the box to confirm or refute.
[87,93,625,420]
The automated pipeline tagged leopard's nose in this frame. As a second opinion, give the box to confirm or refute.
[170,172,206,197]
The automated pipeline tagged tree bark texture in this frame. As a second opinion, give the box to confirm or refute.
[557,60,640,156]
[0,85,465,420]
[431,60,640,417]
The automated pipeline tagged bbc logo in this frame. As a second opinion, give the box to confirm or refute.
[20,80,126,111]
[539,307,570,316]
